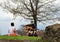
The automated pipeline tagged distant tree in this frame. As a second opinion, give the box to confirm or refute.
[0,0,60,28]
[16,25,26,36]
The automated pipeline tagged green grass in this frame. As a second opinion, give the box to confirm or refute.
[0,36,42,41]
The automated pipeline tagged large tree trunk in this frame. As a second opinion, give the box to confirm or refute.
[33,14,37,29]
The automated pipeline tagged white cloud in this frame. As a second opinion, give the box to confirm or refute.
[0,0,7,2]
[0,7,13,20]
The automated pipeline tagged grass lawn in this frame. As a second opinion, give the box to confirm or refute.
[0,36,42,41]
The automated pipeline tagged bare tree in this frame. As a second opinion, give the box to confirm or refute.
[16,25,26,36]
[0,0,60,28]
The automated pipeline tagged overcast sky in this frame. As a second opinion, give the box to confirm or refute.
[0,0,60,35]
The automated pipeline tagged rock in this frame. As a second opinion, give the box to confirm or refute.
[43,24,60,42]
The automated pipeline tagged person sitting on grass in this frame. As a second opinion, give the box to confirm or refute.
[8,22,16,36]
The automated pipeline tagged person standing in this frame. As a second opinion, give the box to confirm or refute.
[8,22,16,36]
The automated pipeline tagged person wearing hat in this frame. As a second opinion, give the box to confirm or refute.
[8,22,16,36]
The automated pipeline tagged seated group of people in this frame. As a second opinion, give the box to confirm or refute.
[8,22,39,36]
[27,29,38,36]
[25,26,39,36]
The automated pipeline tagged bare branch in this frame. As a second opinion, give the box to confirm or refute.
[35,0,39,11]
[38,18,60,22]
[30,0,34,12]
[22,1,32,12]
[38,0,56,9]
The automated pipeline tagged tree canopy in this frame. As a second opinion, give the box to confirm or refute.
[0,0,60,28]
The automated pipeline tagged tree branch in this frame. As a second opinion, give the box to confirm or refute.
[22,1,32,12]
[38,17,60,22]
[30,0,34,12]
[38,0,56,9]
